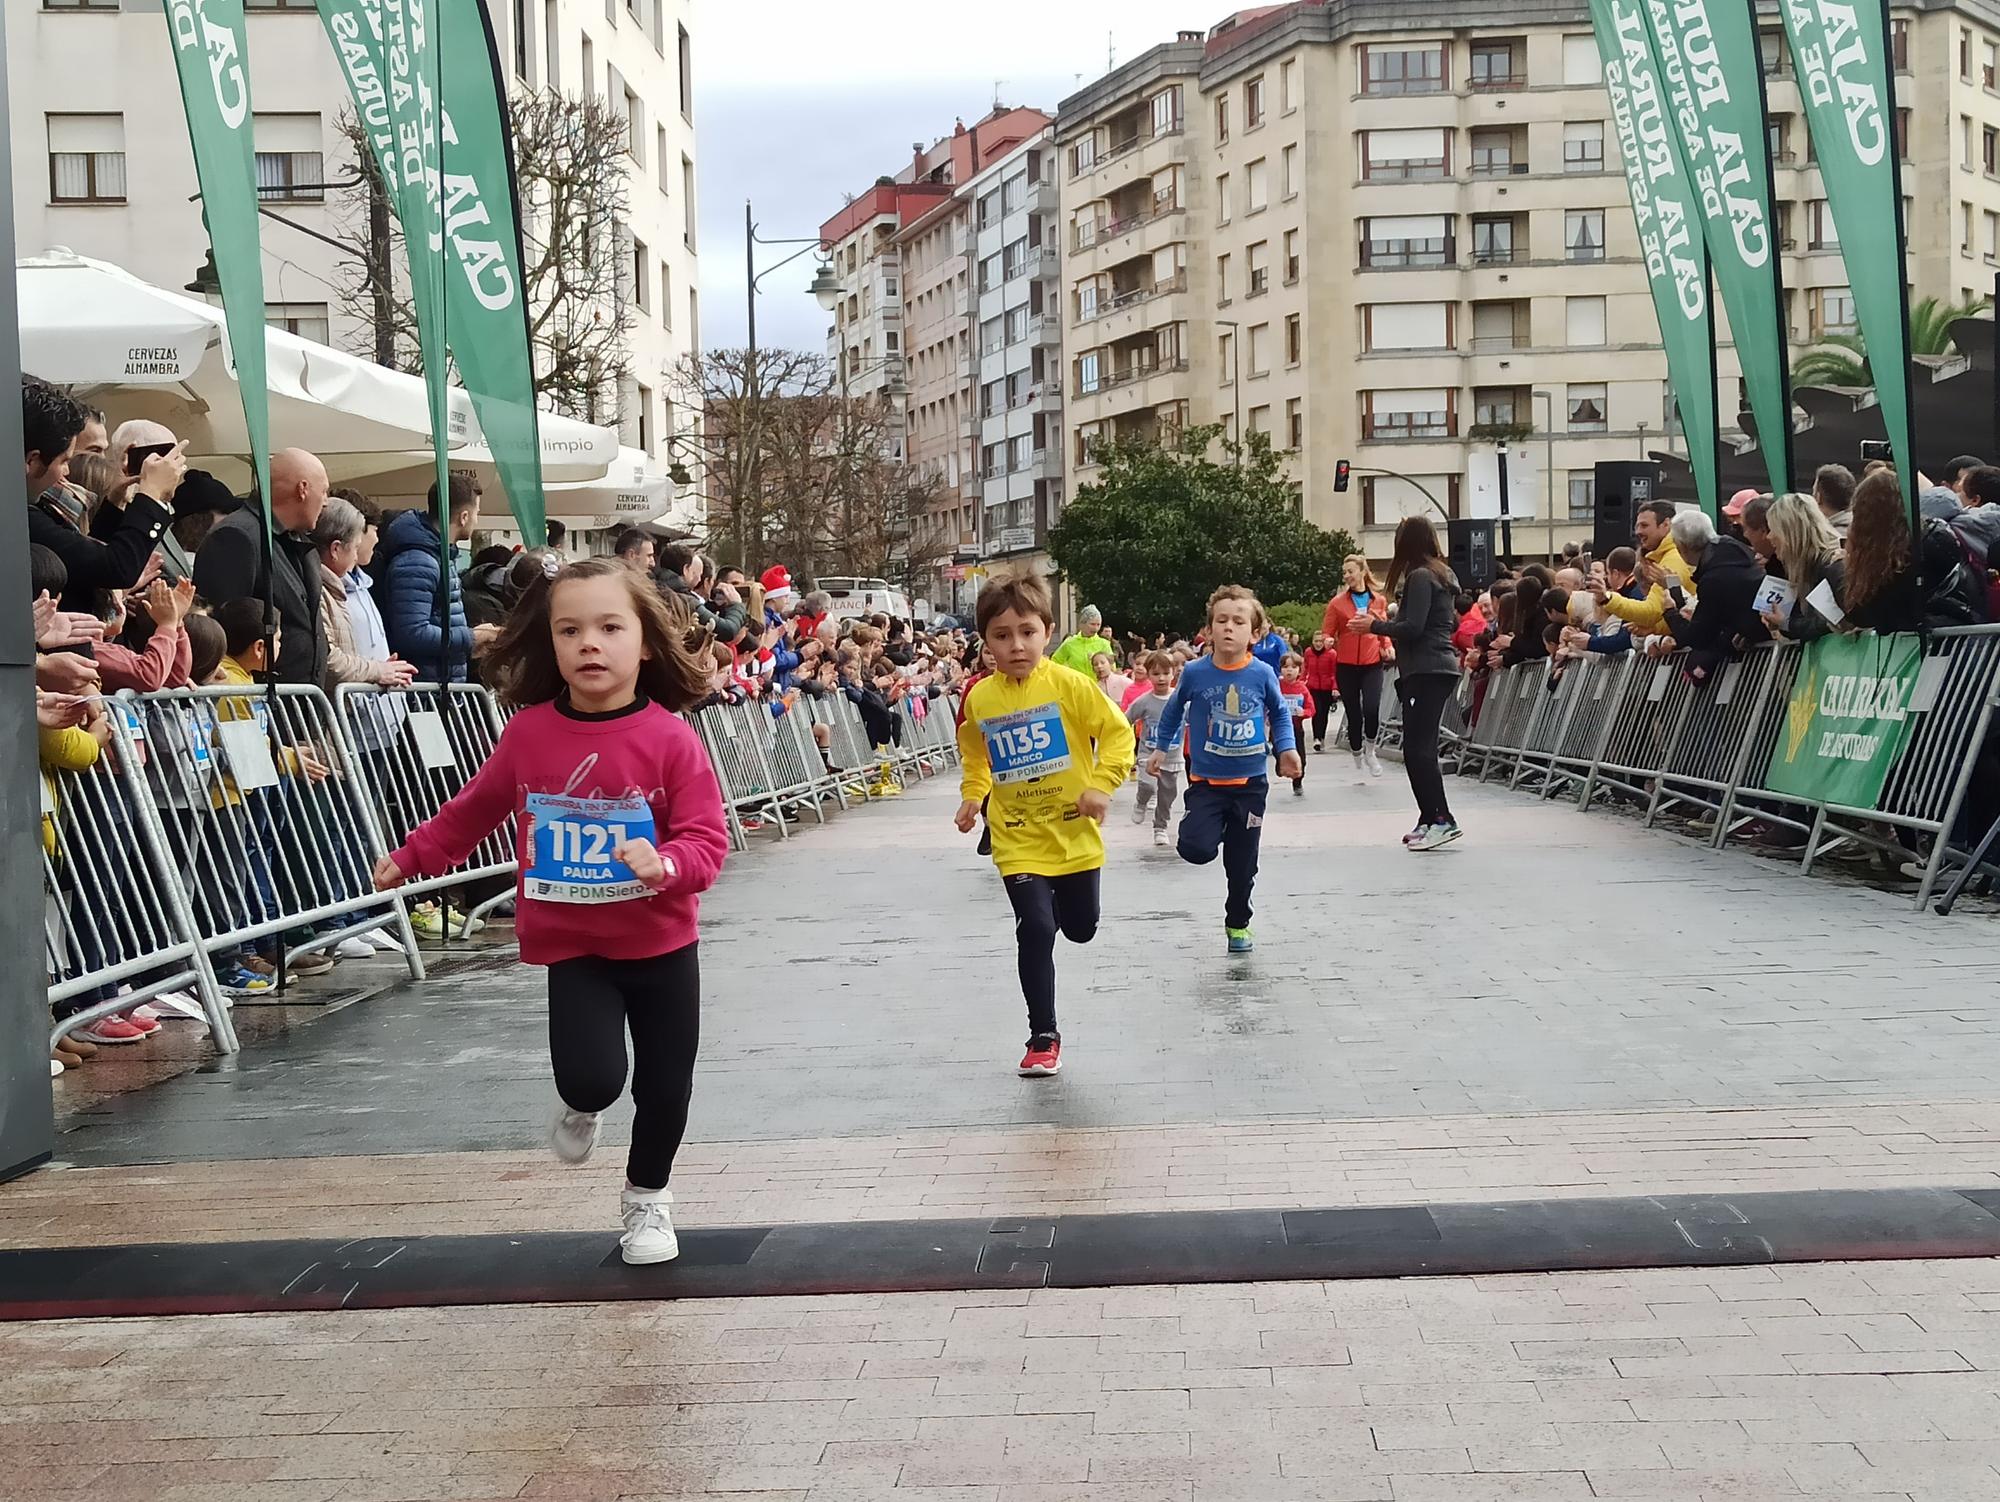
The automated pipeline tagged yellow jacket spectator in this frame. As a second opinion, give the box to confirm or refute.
[1600,500,1693,637]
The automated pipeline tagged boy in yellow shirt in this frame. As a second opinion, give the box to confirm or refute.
[955,575,1135,1077]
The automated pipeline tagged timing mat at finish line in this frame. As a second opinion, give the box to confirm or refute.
[9,1186,2000,1321]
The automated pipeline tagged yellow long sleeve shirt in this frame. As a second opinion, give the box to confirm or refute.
[958,657,1136,877]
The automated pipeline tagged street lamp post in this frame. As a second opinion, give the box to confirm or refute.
[1533,388,1556,559]
[741,200,841,567]
[1215,318,1241,466]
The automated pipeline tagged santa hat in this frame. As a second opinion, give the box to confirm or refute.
[760,565,795,601]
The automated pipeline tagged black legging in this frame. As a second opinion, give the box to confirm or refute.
[547,943,700,1191]
[1309,686,1337,746]
[1399,673,1458,827]
[1003,869,1100,1042]
[1335,662,1384,750]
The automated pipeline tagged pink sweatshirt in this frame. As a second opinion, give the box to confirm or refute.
[391,699,730,966]
[96,625,191,693]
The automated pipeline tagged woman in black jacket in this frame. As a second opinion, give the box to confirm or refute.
[1349,515,1463,851]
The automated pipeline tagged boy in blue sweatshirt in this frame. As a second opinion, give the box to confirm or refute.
[1150,585,1301,953]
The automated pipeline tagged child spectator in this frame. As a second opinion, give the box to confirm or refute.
[95,580,197,692]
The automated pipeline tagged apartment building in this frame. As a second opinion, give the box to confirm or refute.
[966,127,1064,599]
[9,0,700,531]
[1060,1,1995,556]
[820,107,1051,610]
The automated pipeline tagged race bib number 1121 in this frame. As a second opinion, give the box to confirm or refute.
[523,792,656,904]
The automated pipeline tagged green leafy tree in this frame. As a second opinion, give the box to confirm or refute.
[1268,601,1325,641]
[1790,293,1991,388]
[1048,425,1355,637]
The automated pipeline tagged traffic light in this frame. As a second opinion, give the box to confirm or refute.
[1334,459,1351,493]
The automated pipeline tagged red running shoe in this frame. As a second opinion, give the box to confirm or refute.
[1018,1036,1062,1077]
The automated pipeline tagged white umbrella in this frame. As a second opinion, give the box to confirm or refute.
[17,249,463,464]
[332,404,620,490]
[542,447,687,528]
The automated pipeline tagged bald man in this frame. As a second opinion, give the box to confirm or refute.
[194,447,330,685]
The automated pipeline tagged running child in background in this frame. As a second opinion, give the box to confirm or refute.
[1151,585,1300,954]
[1125,651,1179,845]
[373,558,729,1266]
[956,574,1136,1078]
[1277,654,1313,796]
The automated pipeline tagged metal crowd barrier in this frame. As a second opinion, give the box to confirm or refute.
[41,677,962,1057]
[136,684,421,976]
[336,682,511,941]
[41,705,237,1053]
[1459,626,2000,910]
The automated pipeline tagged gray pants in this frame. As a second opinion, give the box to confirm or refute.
[1135,768,1180,830]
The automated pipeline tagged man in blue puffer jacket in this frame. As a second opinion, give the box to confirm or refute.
[373,472,496,682]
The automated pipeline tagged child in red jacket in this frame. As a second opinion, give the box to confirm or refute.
[1301,630,1340,751]
[1277,653,1314,795]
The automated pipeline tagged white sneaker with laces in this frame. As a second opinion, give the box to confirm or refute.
[1153,827,1169,847]
[550,1106,601,1163]
[620,1187,679,1264]
[1363,741,1384,778]
[1130,805,1146,824]
[1350,748,1365,778]
[332,935,376,960]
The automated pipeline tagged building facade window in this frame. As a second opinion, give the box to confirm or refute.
[1563,121,1605,172]
[1566,383,1608,432]
[46,113,124,202]
[1569,471,1596,519]
[1566,295,1607,346]
[1246,158,1267,212]
[1283,228,1300,283]
[1471,215,1515,265]
[1361,43,1445,94]
[1361,214,1450,267]
[265,302,329,343]
[677,24,694,118]
[1215,93,1230,144]
[1285,312,1301,365]
[1246,76,1266,128]
[1286,397,1302,450]
[1565,209,1605,261]
[1280,59,1298,112]
[1247,240,1269,295]
[1469,39,1523,89]
[253,114,324,201]
[1362,129,1448,181]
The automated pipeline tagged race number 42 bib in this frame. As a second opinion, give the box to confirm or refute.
[523,792,657,904]
[982,702,1073,785]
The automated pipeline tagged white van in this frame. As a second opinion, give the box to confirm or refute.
[816,576,914,624]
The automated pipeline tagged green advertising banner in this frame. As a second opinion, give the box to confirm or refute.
[1641,0,1794,495]
[315,0,546,543]
[437,0,545,543]
[163,0,271,521]
[1589,0,1721,518]
[313,0,451,517]
[1766,631,1924,807]
[1776,0,1917,512]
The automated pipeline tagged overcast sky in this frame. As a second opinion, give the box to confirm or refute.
[694,0,1207,352]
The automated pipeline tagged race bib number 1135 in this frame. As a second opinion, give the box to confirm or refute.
[983,702,1072,785]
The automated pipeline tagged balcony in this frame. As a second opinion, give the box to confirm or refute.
[1360,237,1453,269]
[1074,356,1188,399]
[1075,192,1185,251]
[1468,334,1521,353]
[1035,385,1063,414]
[1075,117,1185,181]
[1361,159,1447,183]
[1032,245,1060,278]
[1078,268,1188,326]
[1467,70,1527,91]
[1026,314,1060,347]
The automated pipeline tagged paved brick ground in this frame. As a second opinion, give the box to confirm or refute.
[10,1262,2000,1500]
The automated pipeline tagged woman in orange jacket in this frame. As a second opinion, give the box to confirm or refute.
[1320,555,1391,777]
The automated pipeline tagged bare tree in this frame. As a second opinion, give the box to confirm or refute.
[667,346,929,584]
[329,92,632,424]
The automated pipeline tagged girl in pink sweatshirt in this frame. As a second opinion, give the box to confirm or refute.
[373,558,729,1266]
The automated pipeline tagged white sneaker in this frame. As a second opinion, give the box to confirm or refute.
[332,935,376,960]
[1350,749,1365,778]
[149,990,208,1023]
[1363,742,1384,778]
[550,1106,601,1163]
[1130,805,1146,824]
[620,1187,679,1264]
[1153,827,1169,847]
[1410,820,1463,852]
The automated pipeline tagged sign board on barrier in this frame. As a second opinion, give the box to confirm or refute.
[1716,661,1741,707]
[1648,662,1673,702]
[215,720,280,791]
[1765,632,1924,808]
[406,711,458,771]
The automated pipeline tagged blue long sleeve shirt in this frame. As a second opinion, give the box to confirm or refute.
[1153,655,1294,783]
